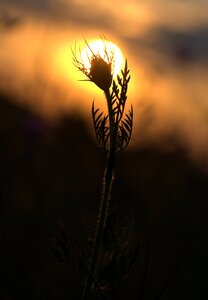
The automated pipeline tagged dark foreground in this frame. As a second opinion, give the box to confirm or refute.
[0,94,208,300]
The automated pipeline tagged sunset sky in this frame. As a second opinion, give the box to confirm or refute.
[0,0,208,165]
[1,3,208,299]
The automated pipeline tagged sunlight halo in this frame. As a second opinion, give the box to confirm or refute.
[80,39,124,77]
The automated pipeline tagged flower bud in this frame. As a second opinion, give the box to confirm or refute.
[89,56,113,91]
[72,40,114,91]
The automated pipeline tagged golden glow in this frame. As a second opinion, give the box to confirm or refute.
[80,40,124,77]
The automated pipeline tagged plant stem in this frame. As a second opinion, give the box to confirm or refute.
[82,89,116,300]
[105,88,115,153]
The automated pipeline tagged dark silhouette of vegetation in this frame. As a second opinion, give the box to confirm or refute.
[71,40,134,299]
[0,77,208,299]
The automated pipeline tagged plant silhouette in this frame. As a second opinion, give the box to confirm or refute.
[53,38,135,300]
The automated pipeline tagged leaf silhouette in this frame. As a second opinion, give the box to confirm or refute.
[92,101,110,151]
[115,105,133,152]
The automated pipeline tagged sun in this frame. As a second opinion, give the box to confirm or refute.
[80,39,124,77]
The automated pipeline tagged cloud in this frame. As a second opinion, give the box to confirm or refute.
[124,25,208,167]
[0,6,23,29]
[1,0,51,16]
[0,0,113,30]
[125,25,208,69]
[2,0,207,33]
[151,27,208,63]
[0,0,208,168]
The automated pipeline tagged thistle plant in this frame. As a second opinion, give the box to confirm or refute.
[52,39,201,300]
[52,40,133,300]
[72,40,133,299]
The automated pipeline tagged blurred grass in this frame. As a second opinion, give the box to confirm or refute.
[0,93,208,300]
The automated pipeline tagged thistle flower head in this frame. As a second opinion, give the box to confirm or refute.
[72,38,133,153]
[72,40,114,91]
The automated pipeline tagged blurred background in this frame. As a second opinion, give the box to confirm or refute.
[0,0,208,299]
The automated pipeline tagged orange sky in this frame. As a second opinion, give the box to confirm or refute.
[0,0,208,166]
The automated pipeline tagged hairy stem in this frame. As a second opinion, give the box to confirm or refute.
[82,89,116,300]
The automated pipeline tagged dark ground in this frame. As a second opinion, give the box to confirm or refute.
[0,93,208,300]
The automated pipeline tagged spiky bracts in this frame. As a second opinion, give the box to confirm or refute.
[72,39,113,91]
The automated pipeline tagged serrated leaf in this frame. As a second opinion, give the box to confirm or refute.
[122,120,131,132]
